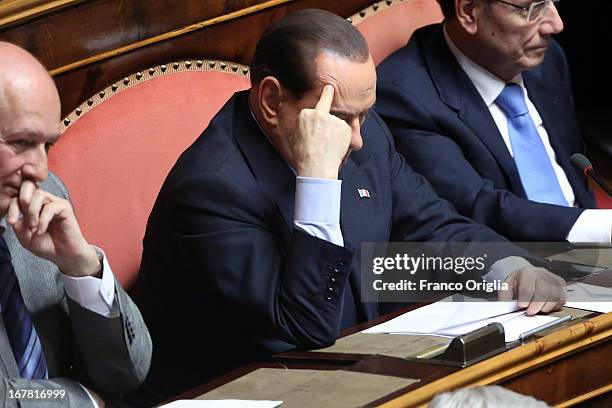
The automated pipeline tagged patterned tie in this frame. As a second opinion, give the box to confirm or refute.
[495,83,568,206]
[0,235,48,380]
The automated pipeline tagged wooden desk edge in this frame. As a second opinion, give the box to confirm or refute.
[376,312,612,408]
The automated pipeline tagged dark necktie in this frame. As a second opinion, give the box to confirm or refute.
[495,83,568,206]
[0,235,48,379]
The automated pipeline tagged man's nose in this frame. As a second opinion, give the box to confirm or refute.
[540,1,564,35]
[21,145,49,182]
[350,119,364,151]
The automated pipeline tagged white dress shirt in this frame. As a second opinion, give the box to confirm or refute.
[294,176,344,247]
[60,247,116,317]
[444,27,612,244]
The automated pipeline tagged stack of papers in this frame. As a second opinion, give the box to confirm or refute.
[566,282,612,313]
[438,310,559,342]
[363,297,561,342]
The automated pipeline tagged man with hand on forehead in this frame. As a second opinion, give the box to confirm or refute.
[0,42,151,407]
[135,9,565,401]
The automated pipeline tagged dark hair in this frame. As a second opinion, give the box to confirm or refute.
[437,0,456,18]
[250,9,369,97]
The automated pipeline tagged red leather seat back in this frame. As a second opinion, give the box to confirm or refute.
[48,63,251,288]
[353,0,443,66]
[591,180,612,209]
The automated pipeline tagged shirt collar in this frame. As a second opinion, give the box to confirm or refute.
[0,216,6,235]
[442,24,524,107]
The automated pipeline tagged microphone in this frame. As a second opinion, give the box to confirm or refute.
[571,153,612,198]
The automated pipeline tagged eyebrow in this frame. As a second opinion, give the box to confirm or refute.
[3,131,61,144]
[330,100,377,118]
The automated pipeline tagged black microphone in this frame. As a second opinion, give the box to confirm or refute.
[571,153,612,198]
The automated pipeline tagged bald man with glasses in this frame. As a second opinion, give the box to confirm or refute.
[375,0,612,243]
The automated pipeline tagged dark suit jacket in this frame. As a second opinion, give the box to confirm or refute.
[133,91,526,399]
[1,172,152,408]
[376,24,595,242]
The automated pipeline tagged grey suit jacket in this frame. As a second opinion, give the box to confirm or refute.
[0,172,152,407]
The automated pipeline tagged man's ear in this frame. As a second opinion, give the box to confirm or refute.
[455,0,480,34]
[258,76,283,127]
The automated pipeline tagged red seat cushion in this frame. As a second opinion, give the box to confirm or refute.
[49,69,250,287]
[591,180,612,209]
[356,0,443,66]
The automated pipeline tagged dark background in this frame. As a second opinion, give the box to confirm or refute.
[556,1,612,177]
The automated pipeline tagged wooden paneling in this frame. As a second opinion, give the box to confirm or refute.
[0,0,376,116]
[0,0,281,69]
[501,341,612,406]
[0,0,85,28]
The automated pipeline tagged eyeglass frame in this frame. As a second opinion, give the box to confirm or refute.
[492,0,560,22]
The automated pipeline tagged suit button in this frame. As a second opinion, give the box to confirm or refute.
[327,286,335,293]
[332,267,340,274]
[330,276,337,283]
[325,295,333,301]
[337,261,345,267]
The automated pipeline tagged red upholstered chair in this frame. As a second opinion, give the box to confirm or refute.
[591,181,612,209]
[351,0,443,66]
[48,60,251,288]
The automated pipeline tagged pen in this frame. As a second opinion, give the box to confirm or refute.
[519,314,572,341]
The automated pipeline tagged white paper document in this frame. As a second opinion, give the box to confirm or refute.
[159,400,283,408]
[565,282,612,313]
[437,310,559,342]
[363,297,560,342]
[363,296,518,334]
[363,296,520,335]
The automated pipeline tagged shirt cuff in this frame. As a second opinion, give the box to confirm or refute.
[567,209,612,244]
[484,256,532,283]
[294,176,344,247]
[61,247,116,317]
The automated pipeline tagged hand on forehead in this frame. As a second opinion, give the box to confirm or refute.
[315,85,334,112]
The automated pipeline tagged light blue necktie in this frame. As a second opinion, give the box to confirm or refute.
[0,235,48,380]
[495,83,568,206]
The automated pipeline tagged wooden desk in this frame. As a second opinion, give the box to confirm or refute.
[372,311,612,407]
[167,304,612,407]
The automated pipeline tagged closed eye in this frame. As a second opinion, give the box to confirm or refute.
[12,139,34,147]
[331,110,371,127]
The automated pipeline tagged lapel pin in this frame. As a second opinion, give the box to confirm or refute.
[358,188,371,199]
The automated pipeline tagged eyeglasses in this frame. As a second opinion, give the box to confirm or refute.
[493,0,560,22]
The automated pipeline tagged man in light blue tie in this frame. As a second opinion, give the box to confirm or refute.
[376,0,612,243]
[495,82,568,206]
[0,42,151,407]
